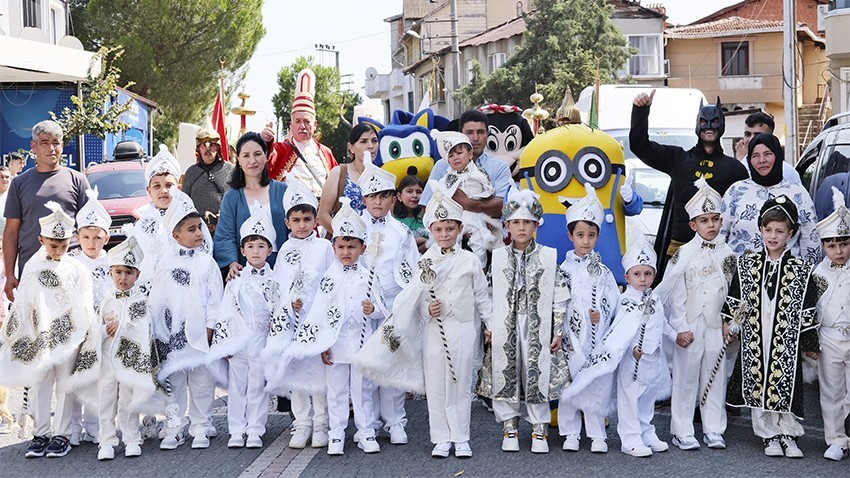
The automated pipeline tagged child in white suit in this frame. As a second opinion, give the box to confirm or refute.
[655,178,736,451]
[813,187,850,462]
[96,234,159,460]
[616,240,671,457]
[210,208,278,449]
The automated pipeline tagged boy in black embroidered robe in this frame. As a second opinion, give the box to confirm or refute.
[724,195,824,458]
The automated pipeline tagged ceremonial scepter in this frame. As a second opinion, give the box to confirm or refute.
[632,288,655,381]
[420,258,456,382]
[587,252,603,349]
[360,238,382,347]
[699,300,751,407]
[17,387,32,439]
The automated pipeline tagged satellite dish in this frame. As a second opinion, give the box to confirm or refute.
[365,67,378,80]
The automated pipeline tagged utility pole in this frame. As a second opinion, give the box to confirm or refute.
[783,0,798,164]
[449,0,460,118]
[315,43,341,91]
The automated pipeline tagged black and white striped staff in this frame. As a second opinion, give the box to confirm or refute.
[420,258,456,382]
[700,300,751,406]
[632,288,655,381]
[587,252,603,349]
[17,387,32,439]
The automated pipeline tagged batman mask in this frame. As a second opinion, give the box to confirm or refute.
[695,96,725,139]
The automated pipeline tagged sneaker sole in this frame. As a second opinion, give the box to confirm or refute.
[455,452,472,458]
[46,449,70,458]
[25,451,45,458]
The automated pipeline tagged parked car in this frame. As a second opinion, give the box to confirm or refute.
[85,141,149,247]
[624,158,671,247]
[796,112,850,219]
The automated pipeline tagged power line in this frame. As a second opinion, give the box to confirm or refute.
[256,30,389,58]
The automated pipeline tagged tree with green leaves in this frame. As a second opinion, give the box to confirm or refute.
[457,0,631,108]
[50,45,135,140]
[272,56,360,160]
[70,0,264,144]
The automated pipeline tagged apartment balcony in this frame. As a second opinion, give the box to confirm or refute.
[666,74,785,104]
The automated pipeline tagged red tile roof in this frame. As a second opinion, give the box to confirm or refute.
[666,16,824,43]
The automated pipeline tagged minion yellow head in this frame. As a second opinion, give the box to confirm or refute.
[517,123,627,253]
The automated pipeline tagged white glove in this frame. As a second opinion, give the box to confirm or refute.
[620,178,634,203]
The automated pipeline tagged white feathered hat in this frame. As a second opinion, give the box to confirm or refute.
[145,144,181,184]
[331,197,368,242]
[76,187,111,233]
[357,151,397,196]
[240,202,277,246]
[685,177,722,220]
[816,186,850,239]
[39,201,76,239]
[423,180,464,228]
[108,225,144,269]
[564,183,604,228]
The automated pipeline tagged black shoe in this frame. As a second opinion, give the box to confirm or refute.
[45,436,71,458]
[26,435,50,458]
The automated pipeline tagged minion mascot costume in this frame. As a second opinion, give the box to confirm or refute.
[478,104,535,178]
[517,91,643,285]
[358,109,451,186]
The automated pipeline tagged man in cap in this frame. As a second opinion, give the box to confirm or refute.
[182,119,235,234]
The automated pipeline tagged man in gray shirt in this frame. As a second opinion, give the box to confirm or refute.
[3,120,90,300]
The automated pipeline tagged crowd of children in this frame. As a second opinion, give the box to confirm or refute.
[0,135,848,466]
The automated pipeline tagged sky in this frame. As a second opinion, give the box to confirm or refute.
[233,0,741,133]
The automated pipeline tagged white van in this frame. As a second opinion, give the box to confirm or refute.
[576,85,707,246]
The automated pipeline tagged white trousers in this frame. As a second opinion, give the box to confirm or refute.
[670,319,727,437]
[32,360,76,438]
[227,353,268,437]
[751,409,804,439]
[325,362,376,440]
[617,356,662,449]
[291,391,329,432]
[70,397,99,439]
[493,400,549,425]
[423,318,475,444]
[167,366,215,437]
[818,332,850,446]
[98,358,141,447]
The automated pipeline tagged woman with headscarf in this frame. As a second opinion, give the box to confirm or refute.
[719,133,820,263]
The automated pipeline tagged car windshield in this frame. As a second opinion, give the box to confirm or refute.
[87,170,148,199]
[633,168,669,205]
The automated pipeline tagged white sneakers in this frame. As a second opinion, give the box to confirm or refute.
[124,443,142,457]
[97,445,114,461]
[311,430,329,448]
[531,424,549,454]
[431,441,452,458]
[191,435,211,449]
[780,436,804,458]
[621,445,652,457]
[327,438,344,456]
[228,435,245,448]
[704,433,726,449]
[454,441,472,458]
[501,431,520,452]
[289,427,310,449]
[673,435,701,450]
[647,439,669,452]
[388,425,408,445]
[160,432,186,450]
[562,435,580,451]
[246,435,263,449]
[764,437,784,457]
[358,436,380,453]
[824,443,849,461]
[590,438,608,453]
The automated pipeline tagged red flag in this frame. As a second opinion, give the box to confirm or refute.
[212,89,229,162]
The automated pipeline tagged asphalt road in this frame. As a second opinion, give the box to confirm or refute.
[0,384,845,477]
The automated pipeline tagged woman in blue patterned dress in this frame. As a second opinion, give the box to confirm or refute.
[720,133,820,263]
[317,123,376,232]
